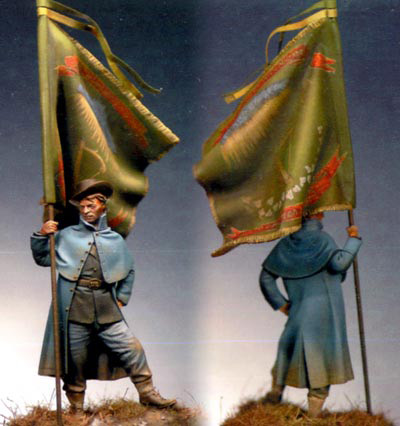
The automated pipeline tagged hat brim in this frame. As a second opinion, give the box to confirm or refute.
[70,180,113,205]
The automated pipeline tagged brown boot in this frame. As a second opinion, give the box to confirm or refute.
[136,379,176,408]
[263,376,284,404]
[66,391,85,414]
[307,396,325,418]
[263,387,283,404]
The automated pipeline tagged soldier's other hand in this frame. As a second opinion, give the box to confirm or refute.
[346,225,359,238]
[279,303,290,316]
[117,300,124,308]
[39,220,59,235]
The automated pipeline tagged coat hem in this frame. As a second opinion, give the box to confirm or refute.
[38,370,129,381]
[279,375,354,389]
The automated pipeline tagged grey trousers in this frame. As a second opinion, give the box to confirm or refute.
[63,320,152,394]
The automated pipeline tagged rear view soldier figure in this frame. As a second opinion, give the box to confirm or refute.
[31,179,176,413]
[259,213,361,418]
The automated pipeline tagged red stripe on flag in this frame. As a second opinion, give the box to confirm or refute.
[227,203,304,240]
[108,209,129,228]
[305,152,345,205]
[57,151,66,202]
[58,56,149,150]
[212,45,308,147]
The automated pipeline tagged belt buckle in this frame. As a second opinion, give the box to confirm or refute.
[88,279,100,289]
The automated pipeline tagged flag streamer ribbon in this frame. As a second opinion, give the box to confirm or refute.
[37,0,161,97]
[224,2,337,104]
[277,0,337,54]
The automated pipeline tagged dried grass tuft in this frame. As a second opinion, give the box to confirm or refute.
[3,397,201,426]
[221,398,394,426]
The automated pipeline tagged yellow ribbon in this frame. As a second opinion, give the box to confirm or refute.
[37,1,161,98]
[37,7,95,33]
[265,8,338,66]
[224,5,337,104]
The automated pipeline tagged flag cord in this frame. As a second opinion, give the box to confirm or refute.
[348,210,372,414]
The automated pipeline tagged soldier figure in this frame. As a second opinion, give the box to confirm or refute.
[31,179,176,413]
[259,213,361,417]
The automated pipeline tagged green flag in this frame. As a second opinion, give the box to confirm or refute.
[194,0,355,257]
[37,0,179,237]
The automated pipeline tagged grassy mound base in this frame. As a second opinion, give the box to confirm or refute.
[221,399,394,426]
[3,398,200,426]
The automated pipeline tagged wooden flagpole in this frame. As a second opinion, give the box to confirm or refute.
[348,210,372,414]
[37,1,63,421]
[47,205,63,425]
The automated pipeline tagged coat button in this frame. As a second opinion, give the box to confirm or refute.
[65,307,69,312]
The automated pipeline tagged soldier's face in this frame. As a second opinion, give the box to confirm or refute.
[79,196,106,224]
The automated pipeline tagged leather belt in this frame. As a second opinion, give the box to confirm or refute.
[77,278,104,289]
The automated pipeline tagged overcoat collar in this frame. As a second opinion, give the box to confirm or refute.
[77,213,109,232]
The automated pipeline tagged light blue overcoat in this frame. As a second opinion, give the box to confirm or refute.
[260,219,362,389]
[31,215,134,380]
